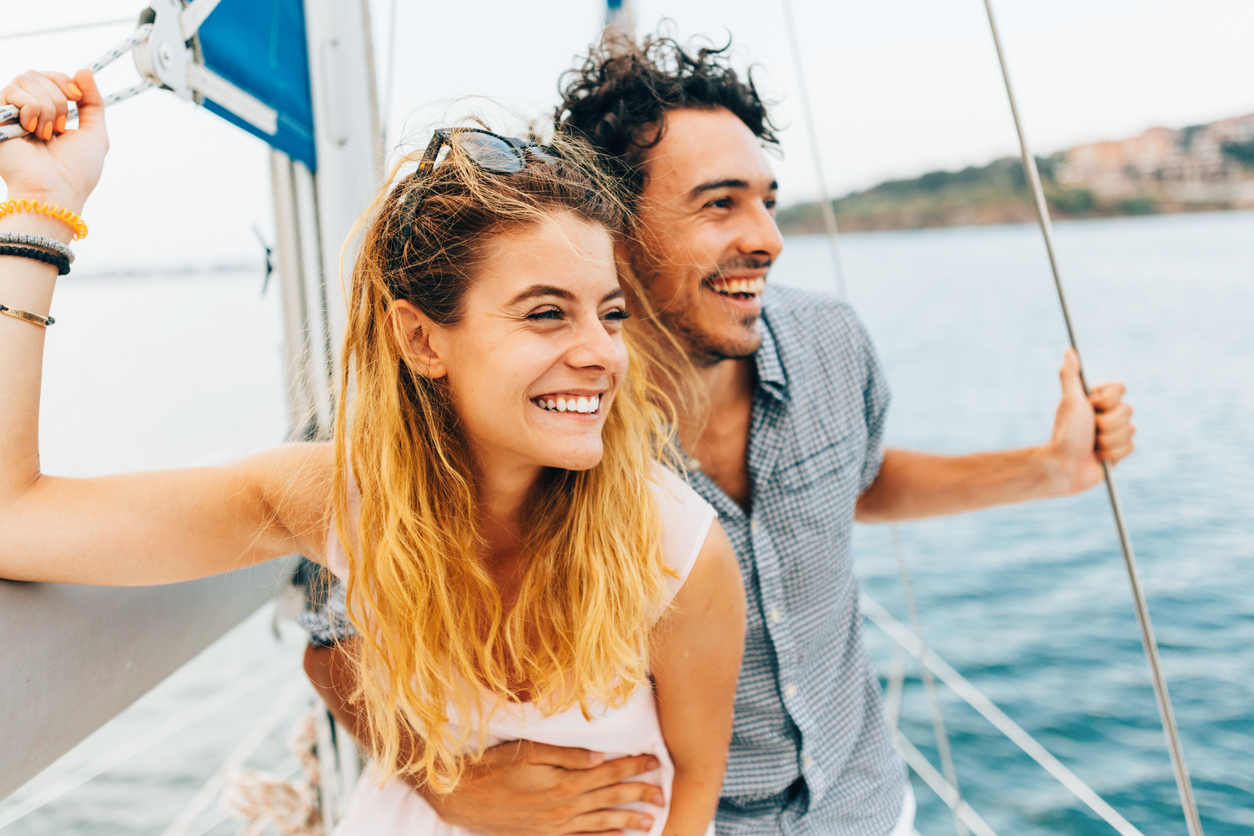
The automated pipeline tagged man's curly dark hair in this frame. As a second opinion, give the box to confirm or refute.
[556,32,779,205]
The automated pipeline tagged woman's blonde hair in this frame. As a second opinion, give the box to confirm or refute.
[333,129,692,792]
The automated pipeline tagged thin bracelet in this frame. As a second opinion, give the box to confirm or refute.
[0,303,55,328]
[0,245,71,276]
[0,232,74,263]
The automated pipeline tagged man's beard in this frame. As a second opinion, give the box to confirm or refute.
[661,257,770,368]
[665,308,761,368]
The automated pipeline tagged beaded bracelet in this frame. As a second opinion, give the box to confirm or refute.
[0,245,71,276]
[0,303,54,328]
[0,199,89,240]
[0,232,74,263]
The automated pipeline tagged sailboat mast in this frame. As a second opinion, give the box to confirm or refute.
[273,0,384,439]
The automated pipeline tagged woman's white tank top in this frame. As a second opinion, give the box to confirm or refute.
[327,466,717,836]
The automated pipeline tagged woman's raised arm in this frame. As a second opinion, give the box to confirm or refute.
[0,69,332,585]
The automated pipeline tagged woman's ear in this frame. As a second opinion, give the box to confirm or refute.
[389,300,448,379]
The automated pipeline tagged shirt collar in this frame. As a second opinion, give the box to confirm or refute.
[754,308,789,403]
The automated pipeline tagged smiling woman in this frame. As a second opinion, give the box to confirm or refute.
[0,67,745,836]
[391,215,628,472]
[338,130,708,789]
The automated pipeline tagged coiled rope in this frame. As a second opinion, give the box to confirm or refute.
[218,707,323,836]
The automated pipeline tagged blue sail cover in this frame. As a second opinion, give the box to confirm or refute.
[193,0,317,170]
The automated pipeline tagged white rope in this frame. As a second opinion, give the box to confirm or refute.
[893,732,999,836]
[218,708,323,836]
[162,679,310,836]
[184,757,303,836]
[891,527,968,836]
[977,4,1203,834]
[84,24,154,75]
[884,645,908,730]
[0,659,299,830]
[0,25,156,141]
[862,593,1147,836]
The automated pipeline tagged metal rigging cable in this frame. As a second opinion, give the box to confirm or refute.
[863,594,1148,836]
[778,0,847,299]
[0,17,135,43]
[979,2,1204,834]
[892,527,968,836]
[777,4,966,830]
[379,0,400,145]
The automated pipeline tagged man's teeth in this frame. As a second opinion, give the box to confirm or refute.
[711,277,766,296]
[536,394,601,413]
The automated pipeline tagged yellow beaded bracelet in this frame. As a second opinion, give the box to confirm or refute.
[0,199,89,241]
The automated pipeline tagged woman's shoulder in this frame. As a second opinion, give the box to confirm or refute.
[649,464,718,611]
[236,441,337,572]
[250,441,336,565]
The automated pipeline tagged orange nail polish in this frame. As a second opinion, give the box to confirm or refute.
[56,115,66,133]
[42,122,54,140]
[25,118,37,134]
[67,81,83,99]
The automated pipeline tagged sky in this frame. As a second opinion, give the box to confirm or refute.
[0,0,1251,270]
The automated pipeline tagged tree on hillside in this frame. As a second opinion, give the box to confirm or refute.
[1221,140,1254,172]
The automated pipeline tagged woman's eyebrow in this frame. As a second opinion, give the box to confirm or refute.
[507,285,575,306]
[506,286,624,307]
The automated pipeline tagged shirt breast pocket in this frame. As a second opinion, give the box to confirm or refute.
[775,437,860,492]
[771,438,862,546]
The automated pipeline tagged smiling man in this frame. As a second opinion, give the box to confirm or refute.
[303,33,1136,836]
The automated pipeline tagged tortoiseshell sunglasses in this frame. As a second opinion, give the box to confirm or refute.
[390,128,556,269]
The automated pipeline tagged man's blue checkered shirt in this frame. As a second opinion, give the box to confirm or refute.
[701,286,907,835]
[299,285,908,835]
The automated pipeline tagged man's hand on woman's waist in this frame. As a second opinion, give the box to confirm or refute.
[304,642,664,836]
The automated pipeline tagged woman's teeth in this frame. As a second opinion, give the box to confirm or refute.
[536,394,601,413]
[710,277,766,298]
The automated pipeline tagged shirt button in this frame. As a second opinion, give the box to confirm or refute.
[685,456,701,471]
[767,606,782,624]
[801,753,813,769]
[783,684,797,699]
[749,518,760,532]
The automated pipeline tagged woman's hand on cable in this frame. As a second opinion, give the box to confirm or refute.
[0,69,108,217]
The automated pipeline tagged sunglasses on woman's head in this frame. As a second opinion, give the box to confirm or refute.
[390,128,558,269]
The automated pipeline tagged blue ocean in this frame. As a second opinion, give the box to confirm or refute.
[2,210,1250,834]
[771,211,1254,835]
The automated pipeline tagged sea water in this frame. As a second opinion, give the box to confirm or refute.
[1,211,1250,834]
[772,210,1254,835]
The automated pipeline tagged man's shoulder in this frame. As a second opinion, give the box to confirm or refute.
[762,283,854,315]
[762,284,869,355]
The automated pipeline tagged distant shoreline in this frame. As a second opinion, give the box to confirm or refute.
[65,261,263,280]
[776,194,1245,236]
[778,112,1254,235]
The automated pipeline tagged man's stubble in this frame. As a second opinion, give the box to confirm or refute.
[635,255,767,369]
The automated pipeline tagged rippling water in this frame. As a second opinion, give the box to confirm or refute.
[2,211,1251,834]
[771,211,1254,835]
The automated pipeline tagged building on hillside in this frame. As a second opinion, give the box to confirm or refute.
[1056,114,1254,206]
